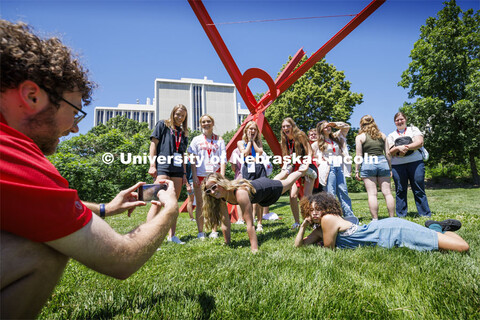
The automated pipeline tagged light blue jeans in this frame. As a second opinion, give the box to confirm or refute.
[326,166,355,217]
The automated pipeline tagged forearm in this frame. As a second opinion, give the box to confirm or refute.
[408,136,424,150]
[294,223,308,247]
[335,122,350,136]
[94,203,178,279]
[252,141,263,155]
[149,142,157,169]
[83,201,112,217]
[240,141,251,156]
[83,202,100,215]
[355,141,363,173]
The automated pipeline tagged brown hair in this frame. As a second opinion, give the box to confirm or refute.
[280,117,310,156]
[359,115,382,140]
[316,120,343,152]
[394,112,407,122]
[0,20,95,106]
[299,192,343,220]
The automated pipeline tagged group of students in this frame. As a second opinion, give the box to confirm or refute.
[0,20,470,319]
[149,105,469,254]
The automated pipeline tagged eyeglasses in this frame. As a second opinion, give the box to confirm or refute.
[40,86,87,126]
[205,184,218,195]
[60,97,87,126]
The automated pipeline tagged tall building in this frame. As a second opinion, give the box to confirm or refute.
[94,77,249,135]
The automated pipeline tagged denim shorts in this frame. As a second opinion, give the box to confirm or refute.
[360,155,390,178]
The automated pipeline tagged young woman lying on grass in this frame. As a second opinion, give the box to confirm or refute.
[295,192,469,252]
[203,164,317,253]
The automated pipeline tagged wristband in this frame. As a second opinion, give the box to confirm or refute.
[100,203,106,219]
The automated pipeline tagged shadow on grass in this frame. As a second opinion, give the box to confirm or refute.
[227,224,298,249]
[91,290,215,320]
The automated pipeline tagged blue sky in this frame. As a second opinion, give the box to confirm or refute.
[3,0,479,137]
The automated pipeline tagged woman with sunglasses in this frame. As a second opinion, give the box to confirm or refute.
[202,164,316,253]
[148,104,189,244]
[188,114,227,240]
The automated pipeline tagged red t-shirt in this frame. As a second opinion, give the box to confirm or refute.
[0,115,92,242]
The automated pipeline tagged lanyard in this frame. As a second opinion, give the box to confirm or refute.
[397,128,407,136]
[173,128,182,152]
[326,139,336,153]
[286,139,295,154]
[204,134,217,157]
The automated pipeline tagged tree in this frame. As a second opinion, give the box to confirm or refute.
[398,0,480,185]
[265,56,363,140]
[49,116,152,202]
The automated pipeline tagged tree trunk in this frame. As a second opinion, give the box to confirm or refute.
[469,151,479,186]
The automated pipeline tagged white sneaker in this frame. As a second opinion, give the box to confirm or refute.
[197,232,206,240]
[168,235,185,244]
[209,231,219,239]
[235,220,245,225]
[291,222,300,229]
[190,218,196,222]
[256,225,263,232]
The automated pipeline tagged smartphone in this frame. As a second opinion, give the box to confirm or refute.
[138,184,168,202]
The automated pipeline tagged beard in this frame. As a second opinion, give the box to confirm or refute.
[23,104,62,155]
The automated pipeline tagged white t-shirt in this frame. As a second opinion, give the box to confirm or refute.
[188,134,227,177]
[387,126,423,165]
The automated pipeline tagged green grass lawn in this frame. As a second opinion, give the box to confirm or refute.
[40,188,480,319]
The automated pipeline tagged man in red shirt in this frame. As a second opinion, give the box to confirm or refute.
[0,20,179,318]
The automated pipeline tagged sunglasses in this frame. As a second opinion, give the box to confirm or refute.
[205,184,218,195]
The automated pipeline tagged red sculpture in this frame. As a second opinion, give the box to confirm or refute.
[188,0,386,157]
[182,0,386,215]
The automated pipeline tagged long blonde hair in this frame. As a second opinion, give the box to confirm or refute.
[165,104,188,134]
[359,115,382,140]
[202,173,255,229]
[242,121,262,145]
[316,120,343,152]
[280,117,310,156]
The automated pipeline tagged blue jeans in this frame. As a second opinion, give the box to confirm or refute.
[326,166,355,217]
[392,160,431,217]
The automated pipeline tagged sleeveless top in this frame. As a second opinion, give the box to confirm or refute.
[362,134,385,157]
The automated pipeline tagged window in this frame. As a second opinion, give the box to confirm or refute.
[150,112,155,129]
[192,85,203,131]
[97,110,104,124]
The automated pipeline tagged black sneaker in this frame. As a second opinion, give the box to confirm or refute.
[425,219,462,232]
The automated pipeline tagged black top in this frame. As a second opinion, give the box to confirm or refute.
[150,120,188,173]
[249,178,284,207]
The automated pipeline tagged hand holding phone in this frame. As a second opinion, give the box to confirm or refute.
[138,183,168,202]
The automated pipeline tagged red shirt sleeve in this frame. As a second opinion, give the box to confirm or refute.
[0,121,92,242]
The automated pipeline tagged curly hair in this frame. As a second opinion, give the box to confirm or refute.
[201,172,255,229]
[280,117,310,157]
[359,115,382,140]
[0,20,95,106]
[316,120,344,152]
[165,104,188,134]
[299,192,342,220]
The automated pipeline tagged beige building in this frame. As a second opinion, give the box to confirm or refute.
[94,77,249,135]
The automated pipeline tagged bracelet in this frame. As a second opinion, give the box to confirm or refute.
[100,203,106,219]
